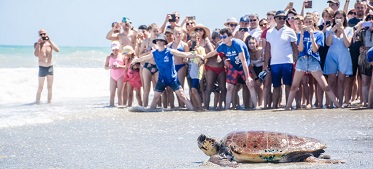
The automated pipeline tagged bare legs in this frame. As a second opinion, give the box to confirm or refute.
[150,89,193,110]
[36,75,54,104]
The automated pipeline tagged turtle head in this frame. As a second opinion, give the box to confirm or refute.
[197,134,220,156]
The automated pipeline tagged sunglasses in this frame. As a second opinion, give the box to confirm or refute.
[348,12,356,15]
[287,16,295,20]
[39,33,46,36]
[220,35,227,39]
[249,19,257,22]
[329,3,339,7]
[229,24,238,27]
[195,28,204,32]
[186,22,195,26]
[259,23,268,27]
[277,17,287,20]
[367,17,373,21]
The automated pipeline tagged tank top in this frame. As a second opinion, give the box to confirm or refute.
[153,48,177,85]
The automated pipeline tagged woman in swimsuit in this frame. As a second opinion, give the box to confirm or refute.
[246,36,264,107]
[123,45,143,107]
[138,23,160,107]
[104,41,126,107]
[188,24,218,109]
[168,27,189,108]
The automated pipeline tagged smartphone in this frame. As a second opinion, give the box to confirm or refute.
[168,14,176,22]
[187,16,196,21]
[362,21,372,27]
[336,19,342,24]
[305,0,312,8]
[42,36,49,40]
[325,20,331,26]
[239,28,248,32]
[191,41,197,50]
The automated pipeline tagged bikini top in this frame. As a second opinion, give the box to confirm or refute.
[170,42,184,52]
[251,56,263,67]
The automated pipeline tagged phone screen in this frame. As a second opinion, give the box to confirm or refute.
[169,14,176,22]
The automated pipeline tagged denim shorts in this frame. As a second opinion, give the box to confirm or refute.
[295,56,322,73]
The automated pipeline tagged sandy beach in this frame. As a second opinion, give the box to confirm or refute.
[0,107,372,168]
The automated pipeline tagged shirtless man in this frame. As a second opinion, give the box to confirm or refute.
[34,29,60,104]
[106,17,137,49]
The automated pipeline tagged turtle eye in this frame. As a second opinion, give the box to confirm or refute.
[199,134,206,142]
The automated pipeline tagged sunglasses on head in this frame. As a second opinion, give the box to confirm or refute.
[220,35,227,39]
[229,24,237,27]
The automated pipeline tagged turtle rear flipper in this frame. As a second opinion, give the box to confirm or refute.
[209,154,238,167]
[305,156,346,164]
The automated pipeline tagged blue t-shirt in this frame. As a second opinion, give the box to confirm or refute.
[216,38,250,71]
[297,31,324,61]
[367,47,373,63]
[153,48,177,85]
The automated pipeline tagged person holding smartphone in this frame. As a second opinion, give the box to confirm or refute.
[34,29,60,104]
[352,12,373,107]
[285,15,340,110]
[324,10,353,108]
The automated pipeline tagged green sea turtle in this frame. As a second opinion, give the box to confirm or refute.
[197,131,344,167]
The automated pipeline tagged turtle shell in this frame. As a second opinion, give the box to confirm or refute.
[221,131,326,163]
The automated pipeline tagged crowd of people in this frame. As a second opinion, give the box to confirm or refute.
[103,0,373,111]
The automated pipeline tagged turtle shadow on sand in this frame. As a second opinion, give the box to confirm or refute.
[197,131,345,167]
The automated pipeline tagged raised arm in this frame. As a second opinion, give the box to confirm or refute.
[34,41,41,57]
[204,50,218,59]
[343,0,350,15]
[171,49,203,59]
[160,14,170,34]
[48,39,60,52]
[106,29,119,41]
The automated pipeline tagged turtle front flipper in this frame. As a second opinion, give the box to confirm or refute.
[209,154,238,167]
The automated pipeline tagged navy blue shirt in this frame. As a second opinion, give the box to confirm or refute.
[153,48,177,85]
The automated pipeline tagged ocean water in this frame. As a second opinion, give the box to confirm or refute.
[0,45,122,128]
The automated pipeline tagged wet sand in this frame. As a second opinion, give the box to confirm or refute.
[0,107,372,168]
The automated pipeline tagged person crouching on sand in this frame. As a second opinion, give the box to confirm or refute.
[105,41,126,107]
[131,34,204,110]
[122,45,143,107]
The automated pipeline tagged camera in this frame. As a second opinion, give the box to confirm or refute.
[258,70,268,82]
[187,16,195,21]
[305,0,312,9]
[42,36,49,41]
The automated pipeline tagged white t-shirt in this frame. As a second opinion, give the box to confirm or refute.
[248,27,262,43]
[266,26,297,65]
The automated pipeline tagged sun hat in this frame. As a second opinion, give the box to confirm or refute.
[224,17,238,26]
[122,45,135,54]
[188,24,211,37]
[152,34,168,44]
[111,41,120,50]
[274,10,287,18]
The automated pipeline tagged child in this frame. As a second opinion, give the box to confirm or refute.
[122,45,143,107]
[188,46,205,110]
[104,41,126,107]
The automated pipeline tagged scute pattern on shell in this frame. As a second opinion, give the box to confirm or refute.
[221,131,326,162]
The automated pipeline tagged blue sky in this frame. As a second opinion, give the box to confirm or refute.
[0,0,354,47]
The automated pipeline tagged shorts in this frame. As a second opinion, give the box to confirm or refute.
[38,66,54,77]
[295,56,322,73]
[189,78,200,89]
[154,80,182,92]
[271,63,293,88]
[226,64,248,85]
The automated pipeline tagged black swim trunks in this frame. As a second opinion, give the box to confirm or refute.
[38,66,54,77]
